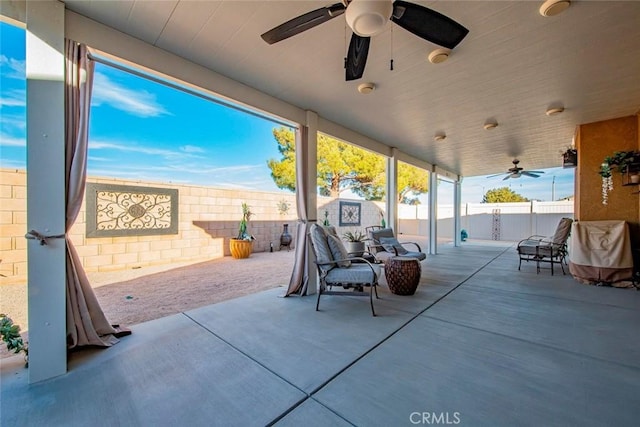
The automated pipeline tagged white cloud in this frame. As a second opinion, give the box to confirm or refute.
[0,158,26,169]
[180,145,205,154]
[0,89,26,108]
[0,113,26,130]
[90,139,179,157]
[0,55,25,79]
[91,72,169,118]
[0,132,26,147]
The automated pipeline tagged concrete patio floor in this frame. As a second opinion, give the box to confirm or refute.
[2,242,640,426]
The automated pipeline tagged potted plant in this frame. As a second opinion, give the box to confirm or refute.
[562,147,577,168]
[600,151,640,204]
[342,230,367,257]
[0,314,28,366]
[229,202,254,259]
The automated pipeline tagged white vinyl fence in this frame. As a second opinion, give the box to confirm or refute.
[398,201,574,242]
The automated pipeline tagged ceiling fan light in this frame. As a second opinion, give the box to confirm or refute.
[345,0,393,37]
[539,0,571,17]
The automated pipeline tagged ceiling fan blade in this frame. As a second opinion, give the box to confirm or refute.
[502,175,512,181]
[522,171,541,178]
[526,170,545,174]
[346,33,370,81]
[487,173,506,178]
[391,1,469,49]
[261,3,345,44]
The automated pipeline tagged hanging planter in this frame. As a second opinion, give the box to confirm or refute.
[562,148,577,168]
[599,151,640,205]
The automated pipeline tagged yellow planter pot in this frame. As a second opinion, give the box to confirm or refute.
[230,239,253,259]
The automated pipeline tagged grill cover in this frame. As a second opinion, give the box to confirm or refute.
[569,220,633,283]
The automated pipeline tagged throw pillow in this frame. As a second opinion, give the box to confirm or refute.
[327,235,352,268]
[322,226,339,238]
[379,236,409,255]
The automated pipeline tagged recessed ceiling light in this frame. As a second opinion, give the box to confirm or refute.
[546,106,565,116]
[434,133,446,142]
[539,0,571,17]
[428,48,451,64]
[484,122,498,130]
[357,82,375,94]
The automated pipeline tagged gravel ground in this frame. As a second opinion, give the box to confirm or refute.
[0,250,295,359]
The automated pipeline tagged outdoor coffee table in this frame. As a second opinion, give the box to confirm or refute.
[384,256,422,295]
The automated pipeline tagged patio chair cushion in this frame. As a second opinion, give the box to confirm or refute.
[325,263,381,284]
[551,217,573,244]
[310,224,335,273]
[379,236,409,255]
[327,235,351,268]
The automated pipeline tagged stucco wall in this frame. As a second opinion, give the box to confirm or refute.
[575,114,640,222]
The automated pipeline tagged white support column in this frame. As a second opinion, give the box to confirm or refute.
[25,0,67,383]
[454,178,462,247]
[386,149,398,231]
[428,168,438,254]
[304,111,318,295]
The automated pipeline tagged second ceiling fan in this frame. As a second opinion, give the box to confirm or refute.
[261,0,469,81]
[488,159,545,180]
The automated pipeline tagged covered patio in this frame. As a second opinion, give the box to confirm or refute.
[1,2,640,424]
[3,242,639,425]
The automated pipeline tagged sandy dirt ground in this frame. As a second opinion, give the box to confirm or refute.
[0,250,295,359]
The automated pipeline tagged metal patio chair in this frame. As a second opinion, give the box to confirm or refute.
[517,217,573,275]
[309,224,380,316]
[366,227,426,262]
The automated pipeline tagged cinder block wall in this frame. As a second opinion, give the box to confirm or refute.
[0,169,386,284]
[0,170,299,283]
[0,169,27,280]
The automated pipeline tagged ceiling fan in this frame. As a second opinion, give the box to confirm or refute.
[488,159,545,180]
[261,0,468,81]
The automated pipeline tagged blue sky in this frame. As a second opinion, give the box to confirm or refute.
[0,21,573,203]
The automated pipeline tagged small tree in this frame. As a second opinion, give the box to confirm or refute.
[482,187,529,203]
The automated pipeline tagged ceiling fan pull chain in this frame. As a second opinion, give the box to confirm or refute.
[390,25,394,71]
[344,22,348,69]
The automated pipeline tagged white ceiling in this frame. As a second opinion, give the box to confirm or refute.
[61,0,640,177]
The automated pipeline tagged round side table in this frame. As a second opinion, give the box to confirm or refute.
[384,256,422,295]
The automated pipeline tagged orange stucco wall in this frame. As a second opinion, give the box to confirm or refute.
[575,113,640,274]
[575,114,639,223]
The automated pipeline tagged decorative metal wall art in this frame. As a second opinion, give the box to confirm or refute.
[339,201,361,226]
[86,183,178,237]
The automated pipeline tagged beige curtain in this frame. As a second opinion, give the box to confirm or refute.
[285,126,312,296]
[65,40,123,348]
